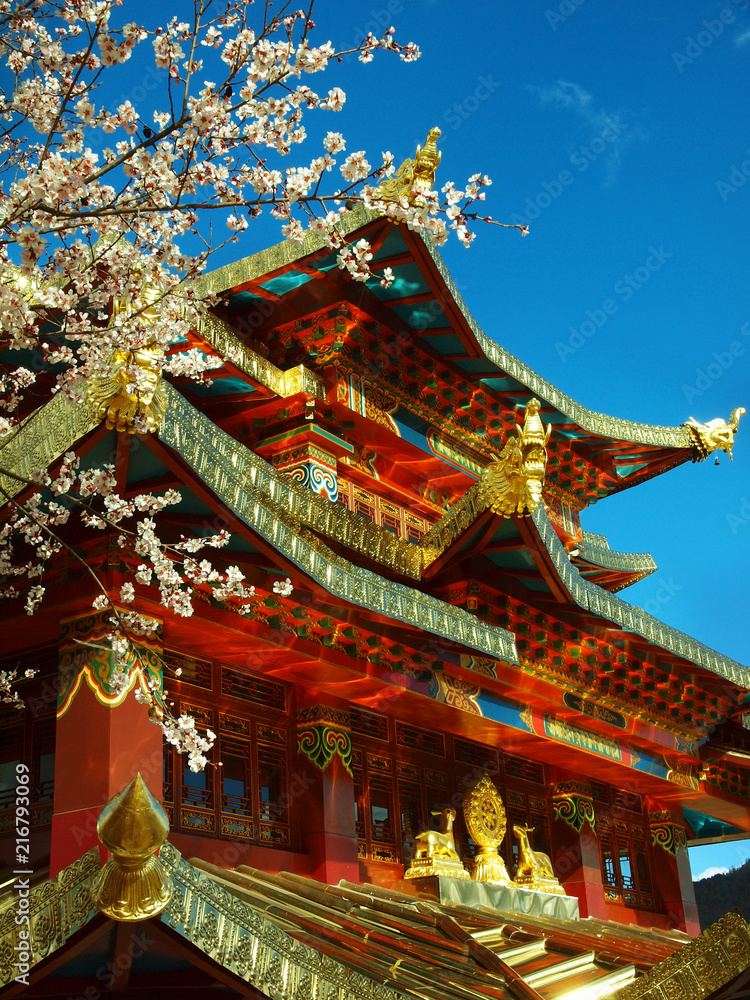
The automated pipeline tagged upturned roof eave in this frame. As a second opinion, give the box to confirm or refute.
[200,207,696,458]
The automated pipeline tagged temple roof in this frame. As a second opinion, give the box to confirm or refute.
[5,383,746,697]
[573,532,657,593]
[189,206,719,506]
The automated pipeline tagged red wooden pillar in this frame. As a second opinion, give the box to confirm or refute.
[648,807,700,935]
[50,611,163,875]
[549,778,607,918]
[294,692,359,885]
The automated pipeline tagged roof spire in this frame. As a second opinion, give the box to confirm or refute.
[375,126,442,208]
[91,773,173,921]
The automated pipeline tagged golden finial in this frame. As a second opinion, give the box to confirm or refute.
[91,773,173,921]
[375,126,442,209]
[411,127,442,200]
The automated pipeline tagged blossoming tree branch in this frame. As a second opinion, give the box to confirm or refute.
[0,0,516,769]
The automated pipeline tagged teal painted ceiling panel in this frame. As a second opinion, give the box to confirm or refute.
[365,262,429,302]
[188,377,254,397]
[371,227,408,260]
[391,302,449,330]
[424,333,463,354]
[260,271,314,296]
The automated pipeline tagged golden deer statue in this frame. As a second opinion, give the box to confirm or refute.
[414,807,460,860]
[512,823,565,895]
[404,806,469,880]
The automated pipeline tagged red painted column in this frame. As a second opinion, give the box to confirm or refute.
[50,611,163,875]
[294,691,359,885]
[550,778,607,918]
[648,807,700,935]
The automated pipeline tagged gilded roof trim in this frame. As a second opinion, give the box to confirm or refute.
[158,842,411,1000]
[419,479,485,568]
[0,387,743,686]
[197,312,325,400]
[420,238,694,449]
[578,531,657,576]
[0,392,99,503]
[161,383,519,664]
[200,207,695,451]
[610,910,750,1000]
[532,506,750,687]
[0,848,100,987]
[199,204,380,296]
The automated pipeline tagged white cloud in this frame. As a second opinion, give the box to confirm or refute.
[736,28,750,46]
[693,865,729,881]
[527,79,646,184]
[529,80,593,114]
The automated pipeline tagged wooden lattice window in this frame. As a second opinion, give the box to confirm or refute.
[165,681,291,848]
[220,666,287,711]
[0,647,57,834]
[352,744,449,866]
[163,649,212,690]
[0,721,24,811]
[594,784,656,910]
[395,721,445,757]
[337,480,429,543]
[350,706,389,742]
[351,725,556,875]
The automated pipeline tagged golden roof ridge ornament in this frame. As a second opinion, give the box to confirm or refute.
[87,285,167,434]
[685,406,745,463]
[375,126,442,210]
[91,772,173,921]
[481,398,551,517]
[87,343,168,434]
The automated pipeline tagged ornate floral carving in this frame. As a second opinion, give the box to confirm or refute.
[0,848,100,988]
[612,911,750,1000]
[57,611,162,717]
[157,842,405,1000]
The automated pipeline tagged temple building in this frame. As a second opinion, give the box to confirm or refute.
[2,134,750,999]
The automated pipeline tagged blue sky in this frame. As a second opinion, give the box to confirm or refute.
[75,0,750,879]
[310,0,750,879]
